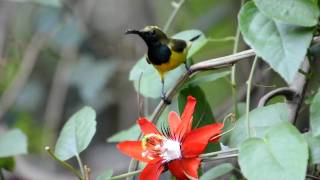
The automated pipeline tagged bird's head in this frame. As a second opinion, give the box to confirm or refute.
[125,26,168,47]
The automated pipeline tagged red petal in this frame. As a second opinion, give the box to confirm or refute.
[176,96,196,139]
[182,123,223,158]
[168,160,187,180]
[181,158,201,180]
[137,118,161,135]
[139,159,164,180]
[117,141,150,163]
[168,111,181,137]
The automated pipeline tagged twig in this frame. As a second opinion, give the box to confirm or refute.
[0,33,50,121]
[230,0,245,116]
[163,0,186,33]
[257,87,298,107]
[307,174,320,180]
[84,165,92,180]
[245,56,259,137]
[76,154,85,178]
[45,146,83,180]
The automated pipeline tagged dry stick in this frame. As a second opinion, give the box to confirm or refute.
[0,33,49,121]
[127,49,256,175]
[258,57,310,123]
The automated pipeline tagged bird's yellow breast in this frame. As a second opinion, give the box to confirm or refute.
[153,48,188,80]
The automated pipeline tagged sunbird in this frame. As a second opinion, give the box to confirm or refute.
[126,26,200,103]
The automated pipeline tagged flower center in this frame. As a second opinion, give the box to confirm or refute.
[141,134,181,162]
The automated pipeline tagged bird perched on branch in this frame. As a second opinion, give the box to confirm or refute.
[126,26,200,104]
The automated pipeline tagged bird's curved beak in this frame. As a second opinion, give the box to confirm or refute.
[125,29,141,35]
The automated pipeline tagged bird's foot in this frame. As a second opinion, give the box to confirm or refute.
[184,62,192,75]
[161,94,171,105]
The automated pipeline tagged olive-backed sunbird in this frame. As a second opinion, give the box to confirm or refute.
[126,26,200,103]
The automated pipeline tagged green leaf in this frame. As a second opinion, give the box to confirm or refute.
[239,122,308,180]
[254,0,319,27]
[226,103,288,147]
[129,30,207,98]
[310,88,320,136]
[54,106,96,160]
[239,2,314,83]
[200,163,233,180]
[0,157,15,172]
[0,129,27,157]
[303,132,320,164]
[96,169,113,180]
[178,85,216,128]
[107,125,140,143]
[178,86,219,152]
[188,70,231,87]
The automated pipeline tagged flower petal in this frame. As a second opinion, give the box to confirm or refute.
[168,159,187,180]
[176,96,196,139]
[182,123,223,158]
[139,159,164,180]
[181,158,201,180]
[117,141,149,163]
[168,111,181,137]
[137,118,161,135]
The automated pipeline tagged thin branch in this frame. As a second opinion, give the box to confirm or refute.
[45,146,83,180]
[307,174,320,180]
[163,0,186,33]
[231,0,245,116]
[258,87,298,107]
[245,56,259,137]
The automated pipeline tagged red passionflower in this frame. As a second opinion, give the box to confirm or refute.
[117,96,224,180]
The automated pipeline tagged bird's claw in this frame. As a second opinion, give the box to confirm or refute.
[161,94,171,105]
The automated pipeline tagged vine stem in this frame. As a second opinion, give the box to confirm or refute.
[163,0,186,33]
[45,146,83,180]
[76,154,85,179]
[231,0,245,116]
[245,56,258,137]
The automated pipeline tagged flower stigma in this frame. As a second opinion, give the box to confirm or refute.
[141,134,181,162]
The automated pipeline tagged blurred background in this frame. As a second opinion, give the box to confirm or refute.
[0,0,305,179]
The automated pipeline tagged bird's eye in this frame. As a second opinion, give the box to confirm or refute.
[151,30,156,35]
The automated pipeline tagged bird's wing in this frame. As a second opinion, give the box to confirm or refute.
[170,39,187,53]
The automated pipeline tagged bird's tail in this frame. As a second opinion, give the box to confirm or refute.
[189,34,201,42]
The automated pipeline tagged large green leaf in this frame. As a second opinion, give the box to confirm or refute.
[178,86,219,152]
[178,85,216,128]
[200,163,233,180]
[96,169,113,180]
[129,30,207,98]
[226,103,288,147]
[254,0,319,27]
[0,157,15,172]
[239,122,308,180]
[310,88,320,136]
[304,132,320,164]
[55,106,96,160]
[0,129,27,157]
[239,2,314,83]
